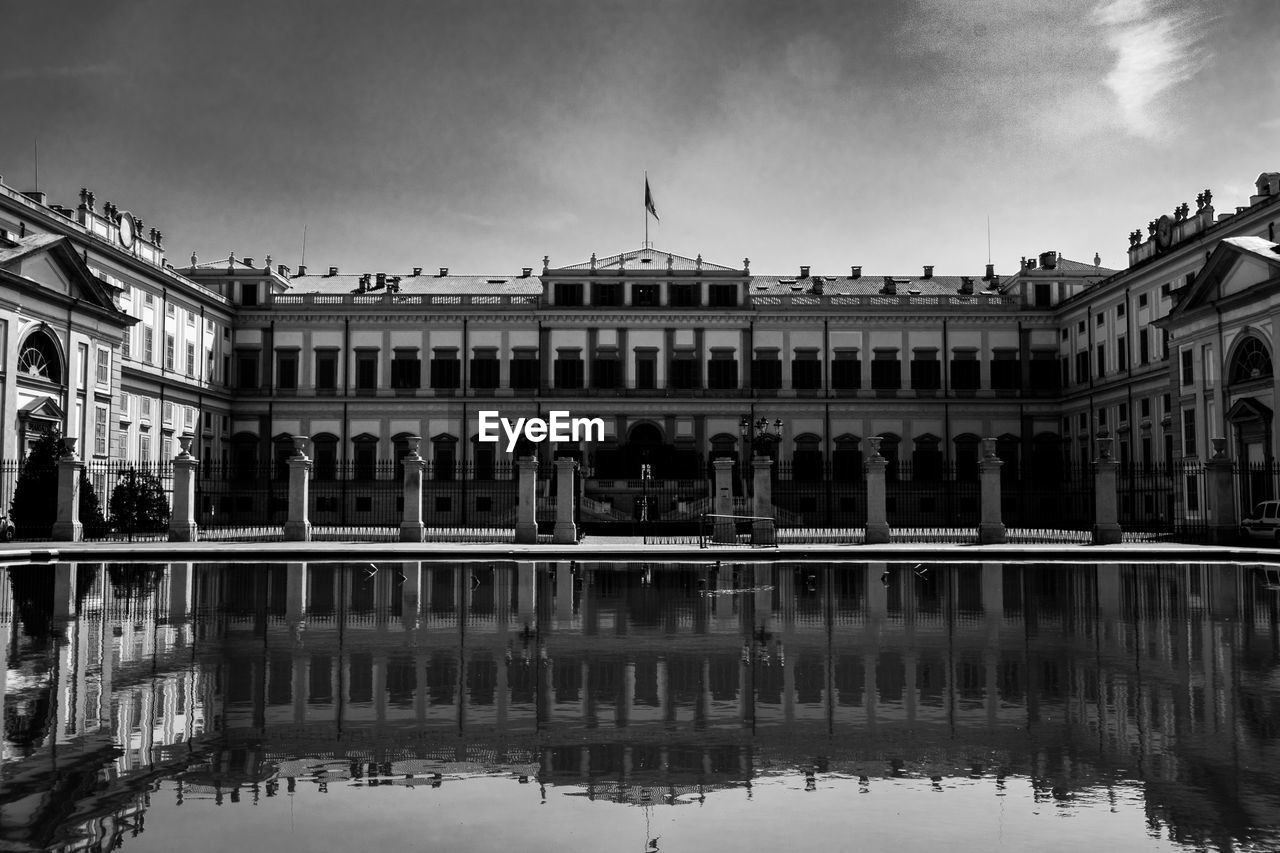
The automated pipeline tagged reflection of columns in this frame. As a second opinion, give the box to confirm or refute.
[496,647,509,730]
[714,564,733,624]
[582,568,598,636]
[414,652,428,725]
[538,644,553,725]
[168,562,193,624]
[1097,565,1122,621]
[981,563,1003,618]
[656,658,671,723]
[753,563,771,636]
[286,562,309,624]
[373,655,387,723]
[580,661,591,722]
[866,564,887,618]
[618,661,635,727]
[293,653,309,724]
[53,562,77,619]
[54,620,76,742]
[555,562,573,627]
[402,562,423,622]
[696,658,710,726]
[904,652,918,725]
[518,561,536,628]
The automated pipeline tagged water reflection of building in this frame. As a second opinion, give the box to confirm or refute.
[3,561,1279,850]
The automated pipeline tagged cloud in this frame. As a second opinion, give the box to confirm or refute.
[1094,0,1212,139]
[0,63,119,82]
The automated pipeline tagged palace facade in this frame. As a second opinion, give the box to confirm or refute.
[2,167,1279,520]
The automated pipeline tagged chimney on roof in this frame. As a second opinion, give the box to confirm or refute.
[1039,251,1057,270]
[243,257,254,268]
[922,265,934,279]
[296,264,307,276]
[850,265,862,279]
[375,272,386,289]
[21,191,47,205]
[358,273,370,292]
[388,276,401,293]
[438,267,449,277]
[327,266,338,276]
[960,276,974,294]
[881,276,896,295]
[984,263,995,281]
[811,277,825,296]
[799,265,810,279]
[521,267,532,278]
[412,267,422,276]
[277,264,290,277]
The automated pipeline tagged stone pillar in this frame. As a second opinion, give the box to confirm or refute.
[1092,436,1122,545]
[1205,438,1237,542]
[284,435,313,542]
[400,436,426,542]
[751,456,775,545]
[977,438,1006,544]
[515,456,538,544]
[52,437,84,542]
[553,457,578,544]
[712,458,735,543]
[864,437,890,544]
[169,433,199,542]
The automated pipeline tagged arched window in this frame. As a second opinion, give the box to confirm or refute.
[312,433,339,480]
[792,433,823,482]
[832,434,862,482]
[231,432,259,481]
[272,433,294,480]
[352,433,378,480]
[1229,336,1273,384]
[911,434,942,482]
[18,330,62,383]
[431,433,457,481]
[954,434,980,481]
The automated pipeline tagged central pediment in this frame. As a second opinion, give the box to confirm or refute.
[552,248,743,274]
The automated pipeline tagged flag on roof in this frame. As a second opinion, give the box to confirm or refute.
[645,177,659,222]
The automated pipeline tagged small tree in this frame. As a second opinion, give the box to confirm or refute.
[10,427,107,538]
[109,467,170,538]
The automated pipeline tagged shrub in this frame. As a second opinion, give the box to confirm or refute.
[9,428,106,538]
[109,468,170,536]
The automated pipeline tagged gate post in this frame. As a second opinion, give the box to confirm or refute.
[553,457,579,544]
[400,435,426,542]
[1205,437,1237,542]
[52,437,84,542]
[712,458,735,543]
[169,433,199,542]
[515,456,538,543]
[978,438,1006,544]
[751,456,775,545]
[1092,436,1122,545]
[284,435,313,542]
[864,437,890,544]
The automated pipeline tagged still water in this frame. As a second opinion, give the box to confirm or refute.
[2,560,1279,852]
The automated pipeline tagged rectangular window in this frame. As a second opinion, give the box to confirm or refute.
[1077,320,1085,334]
[1140,398,1151,418]
[1029,351,1058,391]
[632,284,660,307]
[141,396,152,421]
[1182,408,1197,456]
[634,350,657,390]
[708,284,738,308]
[162,401,173,425]
[554,349,584,389]
[1117,336,1128,372]
[909,349,940,390]
[241,282,259,307]
[1075,350,1090,384]
[1033,283,1051,307]
[592,283,622,307]
[185,342,196,377]
[122,329,131,360]
[1096,343,1105,378]
[708,349,738,390]
[1139,293,1149,307]
[871,349,901,390]
[315,350,338,392]
[590,350,621,389]
[669,350,700,390]
[186,310,195,326]
[471,349,500,389]
[391,349,422,390]
[165,334,175,371]
[792,349,822,390]
[951,350,979,390]
[142,328,154,364]
[1119,402,1129,422]
[832,349,861,390]
[1181,349,1194,385]
[96,348,110,385]
[751,349,782,390]
[430,348,460,390]
[1096,313,1105,327]
[166,301,176,317]
[94,405,108,456]
[554,282,583,306]
[511,349,539,390]
[991,349,1020,390]
[276,350,299,390]
[1116,302,1126,318]
[670,284,699,307]
[1139,329,1150,365]
[236,350,259,390]
[355,350,378,391]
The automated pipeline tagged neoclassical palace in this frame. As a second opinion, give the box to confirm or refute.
[2,168,1279,519]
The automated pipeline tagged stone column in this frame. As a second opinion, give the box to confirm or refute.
[169,433,199,542]
[52,437,84,542]
[712,458,735,543]
[977,438,1006,544]
[864,436,890,544]
[751,456,775,545]
[284,435,313,542]
[1205,438,1237,542]
[1092,436,1122,545]
[515,456,538,544]
[400,436,426,542]
[553,457,578,544]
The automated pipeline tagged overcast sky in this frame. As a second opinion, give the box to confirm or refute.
[2,0,1277,277]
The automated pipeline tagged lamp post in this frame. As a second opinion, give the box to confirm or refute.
[738,416,783,497]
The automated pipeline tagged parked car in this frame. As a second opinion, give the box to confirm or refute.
[1241,500,1280,542]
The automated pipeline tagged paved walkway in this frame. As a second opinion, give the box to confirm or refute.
[0,536,1276,566]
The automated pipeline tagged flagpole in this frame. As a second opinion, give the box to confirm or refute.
[644,170,648,249]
